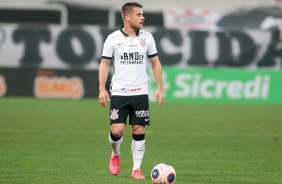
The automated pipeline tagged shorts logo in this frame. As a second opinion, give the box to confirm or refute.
[135,110,149,117]
[111,108,119,120]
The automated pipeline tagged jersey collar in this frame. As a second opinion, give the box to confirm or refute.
[120,26,140,37]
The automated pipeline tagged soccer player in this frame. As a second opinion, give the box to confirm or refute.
[98,2,164,179]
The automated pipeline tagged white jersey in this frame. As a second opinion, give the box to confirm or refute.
[102,27,158,96]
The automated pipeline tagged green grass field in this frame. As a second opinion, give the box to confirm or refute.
[0,97,282,184]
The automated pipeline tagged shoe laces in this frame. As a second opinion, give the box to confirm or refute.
[111,156,119,165]
[134,169,143,175]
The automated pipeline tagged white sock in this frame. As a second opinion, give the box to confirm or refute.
[131,139,145,171]
[108,133,123,157]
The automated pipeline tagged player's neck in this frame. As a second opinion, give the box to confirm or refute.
[122,26,138,37]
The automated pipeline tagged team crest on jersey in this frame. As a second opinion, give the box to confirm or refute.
[139,37,147,47]
[110,108,119,120]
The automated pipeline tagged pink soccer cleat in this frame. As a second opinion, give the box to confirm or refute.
[109,155,120,175]
[131,168,145,179]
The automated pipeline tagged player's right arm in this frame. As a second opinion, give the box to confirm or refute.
[98,58,111,107]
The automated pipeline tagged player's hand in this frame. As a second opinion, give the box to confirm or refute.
[99,88,110,107]
[154,89,164,107]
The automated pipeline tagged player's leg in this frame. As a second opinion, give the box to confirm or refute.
[109,123,125,157]
[131,125,146,179]
[108,123,124,175]
[108,96,129,176]
[129,95,149,179]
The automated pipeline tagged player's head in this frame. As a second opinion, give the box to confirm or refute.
[121,2,145,30]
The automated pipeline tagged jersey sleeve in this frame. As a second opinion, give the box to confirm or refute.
[101,35,113,59]
[147,34,158,58]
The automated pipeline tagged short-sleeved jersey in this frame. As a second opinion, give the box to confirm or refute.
[102,27,158,96]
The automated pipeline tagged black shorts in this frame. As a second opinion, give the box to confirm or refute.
[110,95,150,126]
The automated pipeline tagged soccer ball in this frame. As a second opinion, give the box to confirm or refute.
[151,163,176,184]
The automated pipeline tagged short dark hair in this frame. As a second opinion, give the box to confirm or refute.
[121,2,143,19]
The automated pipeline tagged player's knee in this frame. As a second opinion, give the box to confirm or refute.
[132,125,145,134]
[111,125,124,138]
[111,131,123,138]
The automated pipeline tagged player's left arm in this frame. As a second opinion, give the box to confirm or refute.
[150,55,164,107]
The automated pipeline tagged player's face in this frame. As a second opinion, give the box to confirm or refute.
[129,7,145,30]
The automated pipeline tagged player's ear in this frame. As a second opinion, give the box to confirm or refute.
[125,14,130,22]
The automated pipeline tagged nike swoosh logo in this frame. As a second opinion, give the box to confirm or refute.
[145,119,149,121]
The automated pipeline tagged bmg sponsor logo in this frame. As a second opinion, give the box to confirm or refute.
[34,76,84,99]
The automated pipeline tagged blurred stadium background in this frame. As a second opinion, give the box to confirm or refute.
[0,0,282,183]
[0,0,281,101]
